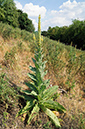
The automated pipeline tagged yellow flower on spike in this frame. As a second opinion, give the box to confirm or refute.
[38,15,41,46]
[33,34,36,41]
[41,36,43,42]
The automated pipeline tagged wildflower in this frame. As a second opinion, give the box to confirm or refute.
[41,36,43,42]
[33,34,36,41]
[38,15,41,46]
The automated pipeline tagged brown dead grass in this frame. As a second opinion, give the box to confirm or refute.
[0,36,85,129]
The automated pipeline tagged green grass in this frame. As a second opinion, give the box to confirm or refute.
[0,73,18,106]
[0,22,32,41]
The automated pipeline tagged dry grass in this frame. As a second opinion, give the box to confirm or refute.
[0,35,85,129]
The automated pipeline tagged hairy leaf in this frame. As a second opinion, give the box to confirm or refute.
[27,73,36,81]
[43,99,66,112]
[22,94,36,101]
[29,66,36,73]
[39,84,46,94]
[23,90,38,98]
[24,82,38,93]
[32,58,36,64]
[27,103,40,124]
[42,85,58,100]
[16,100,36,117]
[41,105,61,127]
[43,79,50,88]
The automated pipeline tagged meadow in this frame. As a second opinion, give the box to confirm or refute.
[0,21,85,129]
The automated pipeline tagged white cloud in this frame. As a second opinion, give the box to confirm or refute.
[14,1,46,30]
[42,0,85,30]
[59,0,77,9]
[31,19,38,31]
[14,0,85,31]
[14,1,22,10]
[23,3,46,30]
[23,3,46,19]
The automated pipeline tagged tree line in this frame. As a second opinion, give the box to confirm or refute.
[42,19,85,50]
[0,0,35,32]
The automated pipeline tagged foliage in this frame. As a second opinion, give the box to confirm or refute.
[16,15,66,128]
[0,73,17,105]
[78,113,85,129]
[0,0,35,32]
[0,12,84,129]
[18,9,35,32]
[0,0,19,27]
[0,6,5,20]
[42,19,85,50]
[41,36,85,90]
[4,47,16,68]
[0,22,32,41]
[1,24,14,40]
[43,121,52,129]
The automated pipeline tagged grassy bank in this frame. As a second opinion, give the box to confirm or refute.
[0,22,85,129]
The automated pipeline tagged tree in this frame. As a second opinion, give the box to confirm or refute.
[45,19,85,50]
[0,0,19,27]
[18,9,35,32]
[41,31,48,36]
[0,0,6,21]
[0,7,5,21]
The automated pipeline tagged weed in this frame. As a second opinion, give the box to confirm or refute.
[16,15,66,128]
[43,121,52,129]
[1,111,9,127]
[4,47,16,68]
[0,45,3,51]
[3,111,9,120]
[0,73,17,106]
[65,79,75,91]
[78,113,85,129]
[17,41,23,52]
[2,25,13,40]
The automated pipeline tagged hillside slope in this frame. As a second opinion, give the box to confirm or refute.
[0,24,85,129]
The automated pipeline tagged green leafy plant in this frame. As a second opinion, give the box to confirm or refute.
[4,47,16,68]
[2,25,13,40]
[2,111,9,127]
[43,121,52,129]
[16,15,66,128]
[78,113,85,129]
[0,73,17,105]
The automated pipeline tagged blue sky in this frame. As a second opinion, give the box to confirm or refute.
[14,0,85,31]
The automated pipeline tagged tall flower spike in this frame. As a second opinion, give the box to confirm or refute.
[38,15,41,46]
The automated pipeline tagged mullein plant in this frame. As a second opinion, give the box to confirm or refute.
[16,15,66,128]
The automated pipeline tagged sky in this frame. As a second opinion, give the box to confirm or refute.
[14,0,85,31]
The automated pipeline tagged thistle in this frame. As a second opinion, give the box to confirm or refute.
[16,15,66,128]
